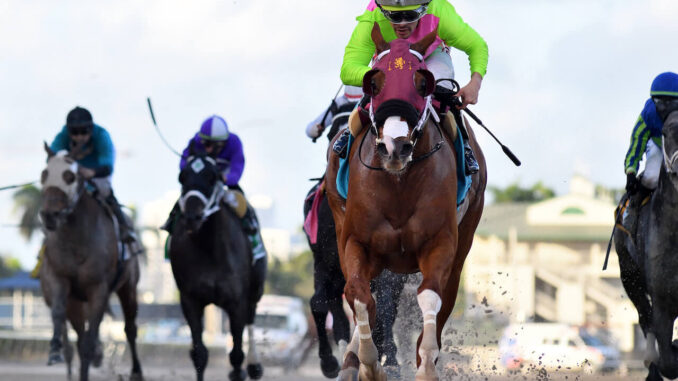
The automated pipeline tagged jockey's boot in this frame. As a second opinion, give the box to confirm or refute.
[30,245,46,279]
[161,202,180,235]
[106,193,136,244]
[242,208,267,262]
[332,128,350,159]
[434,86,480,175]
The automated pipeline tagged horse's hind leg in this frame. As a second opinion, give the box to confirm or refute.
[61,322,73,379]
[79,283,109,381]
[246,259,265,380]
[117,276,143,380]
[373,271,406,368]
[180,295,208,381]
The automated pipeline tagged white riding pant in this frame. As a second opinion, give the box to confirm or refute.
[641,140,662,190]
[425,46,455,90]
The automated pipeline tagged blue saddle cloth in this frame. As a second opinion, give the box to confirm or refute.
[337,126,472,207]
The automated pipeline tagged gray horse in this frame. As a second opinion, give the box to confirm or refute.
[615,111,678,380]
[39,143,142,381]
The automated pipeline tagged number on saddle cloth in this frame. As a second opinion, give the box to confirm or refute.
[223,189,248,219]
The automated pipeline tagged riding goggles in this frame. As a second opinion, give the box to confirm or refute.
[378,4,428,24]
[201,139,225,150]
[653,96,678,121]
[68,127,92,136]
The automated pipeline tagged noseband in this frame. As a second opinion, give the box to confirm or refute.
[179,157,224,221]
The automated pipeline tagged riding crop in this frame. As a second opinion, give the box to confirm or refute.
[146,97,182,157]
[312,83,344,143]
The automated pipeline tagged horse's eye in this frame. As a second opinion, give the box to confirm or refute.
[62,170,76,185]
[371,79,380,96]
[41,170,48,184]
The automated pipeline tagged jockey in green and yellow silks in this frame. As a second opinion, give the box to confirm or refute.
[334,0,488,174]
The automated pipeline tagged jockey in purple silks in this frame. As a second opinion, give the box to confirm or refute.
[163,115,267,261]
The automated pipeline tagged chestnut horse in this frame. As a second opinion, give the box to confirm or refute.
[325,25,486,381]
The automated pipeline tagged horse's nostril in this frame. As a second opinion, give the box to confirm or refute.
[377,143,388,156]
[401,143,413,156]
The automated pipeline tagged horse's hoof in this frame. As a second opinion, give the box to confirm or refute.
[384,365,401,379]
[47,351,64,365]
[338,367,359,381]
[647,363,662,381]
[247,363,264,379]
[129,372,144,381]
[228,369,247,381]
[320,355,340,378]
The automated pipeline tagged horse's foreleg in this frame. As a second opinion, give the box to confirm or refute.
[653,304,678,379]
[415,241,457,381]
[310,287,340,378]
[180,295,207,381]
[79,283,109,381]
[226,309,247,381]
[45,273,69,366]
[339,238,385,381]
[245,324,263,380]
[116,273,143,380]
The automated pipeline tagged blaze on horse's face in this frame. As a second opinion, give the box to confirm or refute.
[362,23,437,173]
[178,155,221,233]
[662,111,678,176]
[40,143,80,231]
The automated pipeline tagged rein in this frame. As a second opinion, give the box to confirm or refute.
[358,116,446,172]
[662,139,678,174]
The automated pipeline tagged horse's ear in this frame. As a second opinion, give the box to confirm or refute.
[415,69,435,97]
[371,22,389,55]
[411,26,438,57]
[44,141,55,158]
[363,69,385,97]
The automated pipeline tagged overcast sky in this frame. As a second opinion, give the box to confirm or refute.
[1,0,677,268]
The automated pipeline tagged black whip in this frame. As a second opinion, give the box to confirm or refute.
[312,84,344,143]
[146,97,182,157]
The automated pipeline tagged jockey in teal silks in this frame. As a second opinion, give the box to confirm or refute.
[333,0,488,175]
[623,72,678,230]
[50,106,136,244]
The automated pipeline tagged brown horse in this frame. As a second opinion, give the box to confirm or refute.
[325,25,486,381]
[39,143,142,381]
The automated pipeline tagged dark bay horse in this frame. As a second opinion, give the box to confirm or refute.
[39,144,142,381]
[325,25,487,381]
[168,152,266,381]
[615,110,678,381]
[304,181,407,378]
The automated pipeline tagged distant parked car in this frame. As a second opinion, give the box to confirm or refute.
[578,328,622,373]
[499,323,604,374]
[249,295,311,369]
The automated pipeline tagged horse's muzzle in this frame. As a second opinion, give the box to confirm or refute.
[377,137,413,173]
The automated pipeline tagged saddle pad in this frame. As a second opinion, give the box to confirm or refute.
[336,125,472,209]
[222,189,248,218]
[303,182,324,245]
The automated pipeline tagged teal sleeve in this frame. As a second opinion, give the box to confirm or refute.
[624,115,651,174]
[435,1,488,77]
[50,128,70,152]
[95,128,115,172]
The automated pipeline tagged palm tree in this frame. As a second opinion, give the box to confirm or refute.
[12,184,41,241]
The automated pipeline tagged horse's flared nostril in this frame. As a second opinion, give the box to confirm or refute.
[377,143,388,157]
[401,143,413,157]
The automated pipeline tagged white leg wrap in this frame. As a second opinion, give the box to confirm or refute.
[343,327,360,362]
[417,289,442,323]
[246,325,259,364]
[354,300,372,340]
[417,289,442,380]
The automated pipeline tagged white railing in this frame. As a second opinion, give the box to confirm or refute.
[0,292,52,330]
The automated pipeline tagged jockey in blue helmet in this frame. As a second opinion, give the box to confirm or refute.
[50,106,137,244]
[623,72,678,230]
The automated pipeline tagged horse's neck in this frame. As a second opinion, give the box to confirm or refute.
[656,167,678,207]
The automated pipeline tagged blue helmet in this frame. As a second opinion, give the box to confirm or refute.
[650,72,678,98]
[198,115,229,141]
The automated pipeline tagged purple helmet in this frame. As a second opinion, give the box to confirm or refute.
[198,115,229,141]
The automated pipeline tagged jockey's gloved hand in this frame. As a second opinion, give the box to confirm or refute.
[626,173,639,194]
